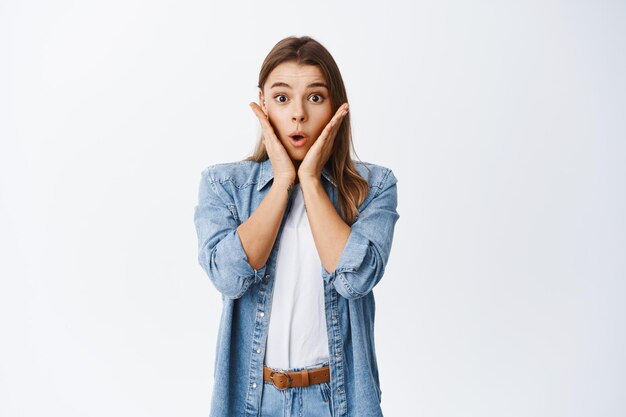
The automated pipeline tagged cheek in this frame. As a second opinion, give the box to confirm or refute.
[316,110,333,130]
[265,107,279,124]
[319,106,333,123]
[266,105,286,122]
[266,111,290,138]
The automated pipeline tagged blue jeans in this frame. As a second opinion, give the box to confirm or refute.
[260,360,333,417]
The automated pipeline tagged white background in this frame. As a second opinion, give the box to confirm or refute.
[1,1,625,416]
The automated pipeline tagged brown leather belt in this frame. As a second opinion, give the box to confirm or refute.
[263,365,330,390]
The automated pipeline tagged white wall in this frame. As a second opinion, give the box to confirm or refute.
[1,1,624,416]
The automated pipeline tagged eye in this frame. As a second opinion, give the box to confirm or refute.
[309,94,324,103]
[273,94,288,103]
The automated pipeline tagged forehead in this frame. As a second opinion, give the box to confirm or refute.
[266,62,326,86]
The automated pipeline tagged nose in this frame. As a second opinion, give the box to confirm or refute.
[292,102,306,123]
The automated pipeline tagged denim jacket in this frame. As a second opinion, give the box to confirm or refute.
[193,158,400,417]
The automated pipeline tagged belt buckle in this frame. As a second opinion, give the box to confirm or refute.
[269,370,292,390]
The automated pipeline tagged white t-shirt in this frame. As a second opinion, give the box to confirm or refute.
[263,183,330,370]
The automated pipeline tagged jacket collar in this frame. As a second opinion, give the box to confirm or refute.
[257,158,337,191]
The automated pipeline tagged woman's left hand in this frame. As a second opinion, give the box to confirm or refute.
[297,103,349,182]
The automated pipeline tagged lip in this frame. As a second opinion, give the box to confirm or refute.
[288,135,308,148]
[288,130,308,139]
[288,130,309,148]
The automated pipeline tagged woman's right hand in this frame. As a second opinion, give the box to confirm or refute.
[249,102,296,185]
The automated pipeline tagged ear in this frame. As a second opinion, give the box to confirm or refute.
[258,89,267,115]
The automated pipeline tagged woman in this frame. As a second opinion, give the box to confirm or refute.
[194,35,400,417]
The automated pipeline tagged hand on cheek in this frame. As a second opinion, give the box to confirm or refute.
[297,103,349,182]
[249,102,296,183]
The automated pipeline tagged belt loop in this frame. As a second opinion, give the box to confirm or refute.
[300,368,310,386]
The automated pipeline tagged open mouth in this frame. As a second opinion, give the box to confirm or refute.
[288,133,308,147]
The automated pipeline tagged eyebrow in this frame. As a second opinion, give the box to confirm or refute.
[269,81,329,90]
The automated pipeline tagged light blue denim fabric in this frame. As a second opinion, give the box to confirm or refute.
[193,158,400,417]
[260,360,333,417]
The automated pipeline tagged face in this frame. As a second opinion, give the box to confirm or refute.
[259,61,333,163]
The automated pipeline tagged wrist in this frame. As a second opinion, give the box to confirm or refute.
[273,177,295,191]
[298,175,322,187]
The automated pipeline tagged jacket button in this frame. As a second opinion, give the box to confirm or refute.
[259,312,265,317]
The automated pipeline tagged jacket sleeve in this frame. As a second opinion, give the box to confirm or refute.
[193,166,267,299]
[321,168,400,300]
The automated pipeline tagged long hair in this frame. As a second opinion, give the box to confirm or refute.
[244,35,370,225]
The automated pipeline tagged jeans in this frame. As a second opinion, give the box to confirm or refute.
[260,360,333,417]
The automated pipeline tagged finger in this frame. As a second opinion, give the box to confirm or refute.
[335,102,349,118]
[249,102,269,124]
[249,103,278,141]
[329,103,349,129]
[321,104,349,141]
[317,120,339,146]
[321,115,341,140]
